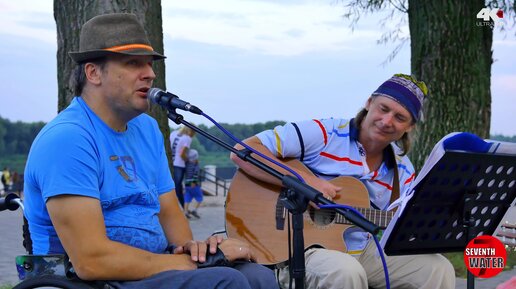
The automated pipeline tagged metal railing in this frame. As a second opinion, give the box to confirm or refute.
[200,169,230,196]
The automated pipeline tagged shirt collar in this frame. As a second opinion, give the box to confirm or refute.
[350,118,396,169]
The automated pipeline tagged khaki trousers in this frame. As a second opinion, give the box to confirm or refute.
[277,241,455,289]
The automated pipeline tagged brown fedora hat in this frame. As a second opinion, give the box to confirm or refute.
[69,13,165,63]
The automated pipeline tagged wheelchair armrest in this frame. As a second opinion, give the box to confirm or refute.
[13,274,102,289]
[16,254,68,280]
[14,254,108,289]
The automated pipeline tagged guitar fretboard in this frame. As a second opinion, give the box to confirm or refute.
[334,207,394,229]
[276,206,395,229]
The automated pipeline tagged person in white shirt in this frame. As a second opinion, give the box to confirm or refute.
[170,126,195,207]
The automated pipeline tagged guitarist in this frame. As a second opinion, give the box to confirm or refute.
[231,74,455,289]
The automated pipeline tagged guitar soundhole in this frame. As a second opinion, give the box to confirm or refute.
[309,208,336,227]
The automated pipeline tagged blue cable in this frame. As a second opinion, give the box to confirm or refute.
[317,204,363,218]
[319,204,391,289]
[372,234,390,289]
[201,112,306,183]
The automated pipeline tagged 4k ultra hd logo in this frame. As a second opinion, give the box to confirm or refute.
[476,8,504,28]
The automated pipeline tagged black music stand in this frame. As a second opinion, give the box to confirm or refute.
[382,150,516,289]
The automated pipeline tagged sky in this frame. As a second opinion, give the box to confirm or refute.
[0,0,514,136]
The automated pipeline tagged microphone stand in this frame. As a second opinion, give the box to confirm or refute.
[167,109,380,289]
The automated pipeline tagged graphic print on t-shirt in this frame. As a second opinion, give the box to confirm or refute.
[110,155,138,182]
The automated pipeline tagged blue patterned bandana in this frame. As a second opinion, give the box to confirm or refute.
[372,74,428,122]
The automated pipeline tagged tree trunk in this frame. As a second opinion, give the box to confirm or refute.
[407,0,492,171]
[54,0,173,171]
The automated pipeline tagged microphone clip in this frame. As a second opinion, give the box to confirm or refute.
[167,110,184,125]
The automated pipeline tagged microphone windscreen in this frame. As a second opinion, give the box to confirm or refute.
[147,88,163,104]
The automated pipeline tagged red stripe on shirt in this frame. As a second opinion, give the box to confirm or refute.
[312,119,327,145]
[320,152,363,166]
[374,180,393,191]
[371,170,378,180]
[404,173,415,184]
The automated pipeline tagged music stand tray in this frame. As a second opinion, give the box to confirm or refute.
[382,150,516,256]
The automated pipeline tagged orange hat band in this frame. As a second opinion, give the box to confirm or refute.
[103,43,154,53]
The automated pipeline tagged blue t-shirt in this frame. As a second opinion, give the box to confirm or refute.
[24,97,175,255]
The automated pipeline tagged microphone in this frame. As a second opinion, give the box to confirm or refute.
[147,88,203,115]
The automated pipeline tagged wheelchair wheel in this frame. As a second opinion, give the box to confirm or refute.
[13,274,104,289]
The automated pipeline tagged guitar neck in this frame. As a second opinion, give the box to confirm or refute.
[334,207,395,229]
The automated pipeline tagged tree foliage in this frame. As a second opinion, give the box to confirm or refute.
[186,121,286,153]
[0,116,45,156]
[0,117,45,172]
[340,0,515,171]
[0,117,513,171]
[0,118,287,171]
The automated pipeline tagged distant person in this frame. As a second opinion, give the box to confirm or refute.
[1,167,10,193]
[18,173,24,199]
[0,171,4,196]
[12,171,22,196]
[170,126,196,207]
[184,149,203,219]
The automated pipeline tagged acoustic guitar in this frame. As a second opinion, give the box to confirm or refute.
[225,159,395,265]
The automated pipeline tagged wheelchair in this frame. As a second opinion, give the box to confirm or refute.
[1,193,109,289]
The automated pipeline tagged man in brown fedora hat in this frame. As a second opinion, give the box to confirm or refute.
[24,13,278,289]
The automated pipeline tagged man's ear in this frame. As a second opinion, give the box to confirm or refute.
[405,123,415,133]
[84,62,102,85]
[364,97,373,111]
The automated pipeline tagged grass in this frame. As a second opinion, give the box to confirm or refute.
[0,284,13,289]
[446,247,516,278]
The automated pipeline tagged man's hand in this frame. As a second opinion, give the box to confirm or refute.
[173,254,199,270]
[306,175,341,204]
[173,235,224,262]
[218,238,256,262]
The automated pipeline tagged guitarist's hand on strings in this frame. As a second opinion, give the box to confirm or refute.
[306,175,342,208]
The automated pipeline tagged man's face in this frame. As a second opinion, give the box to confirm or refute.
[360,96,415,144]
[98,54,156,118]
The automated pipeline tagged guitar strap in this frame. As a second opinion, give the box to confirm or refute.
[291,122,305,161]
[389,145,400,205]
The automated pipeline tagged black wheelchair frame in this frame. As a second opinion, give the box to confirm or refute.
[1,193,108,289]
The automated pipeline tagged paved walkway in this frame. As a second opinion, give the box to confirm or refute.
[1,196,514,288]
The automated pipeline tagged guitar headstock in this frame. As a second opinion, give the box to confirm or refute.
[497,222,516,250]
